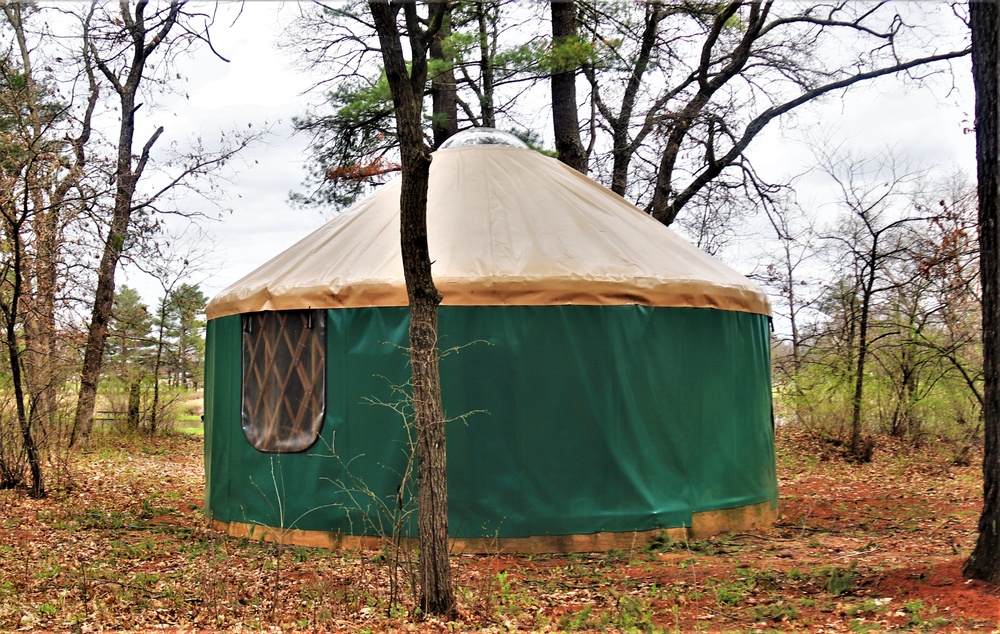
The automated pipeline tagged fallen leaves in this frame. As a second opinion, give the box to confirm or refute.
[0,430,996,631]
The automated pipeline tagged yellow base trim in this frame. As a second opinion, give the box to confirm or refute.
[209,501,776,554]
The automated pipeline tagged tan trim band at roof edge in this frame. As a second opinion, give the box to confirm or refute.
[206,279,772,320]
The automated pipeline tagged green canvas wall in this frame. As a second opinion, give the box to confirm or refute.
[204,305,777,539]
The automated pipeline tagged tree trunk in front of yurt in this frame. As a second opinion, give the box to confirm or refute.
[964,0,1000,583]
[368,0,456,617]
[398,140,453,618]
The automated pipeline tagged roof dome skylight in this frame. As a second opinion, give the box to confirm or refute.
[439,127,528,149]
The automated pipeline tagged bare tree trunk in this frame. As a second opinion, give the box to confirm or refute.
[476,2,495,128]
[10,0,58,435]
[71,1,179,447]
[24,197,58,432]
[648,1,757,226]
[127,380,142,430]
[150,300,168,434]
[72,118,160,445]
[581,2,670,191]
[430,9,457,149]
[0,197,45,497]
[368,0,456,618]
[4,1,96,443]
[964,0,1000,583]
[783,242,802,372]
[849,243,878,460]
[550,0,586,173]
[401,166,453,616]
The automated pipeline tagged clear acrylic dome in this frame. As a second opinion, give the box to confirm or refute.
[439,128,528,150]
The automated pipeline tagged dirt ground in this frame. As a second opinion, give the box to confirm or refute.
[0,429,997,632]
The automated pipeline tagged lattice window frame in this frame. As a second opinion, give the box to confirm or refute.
[241,310,326,453]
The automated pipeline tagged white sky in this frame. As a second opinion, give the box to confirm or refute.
[120,2,318,302]
[117,1,977,309]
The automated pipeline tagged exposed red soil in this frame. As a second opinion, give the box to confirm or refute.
[873,560,1000,624]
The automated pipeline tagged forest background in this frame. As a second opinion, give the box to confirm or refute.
[0,0,991,619]
[1,0,998,629]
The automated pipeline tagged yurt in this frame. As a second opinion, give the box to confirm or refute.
[203,129,777,553]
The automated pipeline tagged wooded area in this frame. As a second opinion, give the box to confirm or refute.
[1,0,997,627]
[0,0,256,500]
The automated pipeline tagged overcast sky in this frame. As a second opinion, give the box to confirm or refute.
[118,1,977,307]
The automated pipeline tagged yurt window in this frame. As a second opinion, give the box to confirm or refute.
[241,310,326,453]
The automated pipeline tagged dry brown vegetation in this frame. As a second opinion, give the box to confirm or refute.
[0,429,997,632]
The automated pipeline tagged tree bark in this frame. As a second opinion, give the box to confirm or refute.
[71,0,178,447]
[476,3,495,128]
[127,380,142,430]
[4,2,97,443]
[964,0,1000,583]
[647,0,760,225]
[580,1,668,195]
[849,242,878,461]
[150,299,168,434]
[430,8,457,149]
[550,0,587,173]
[0,205,44,498]
[6,1,57,435]
[368,0,456,618]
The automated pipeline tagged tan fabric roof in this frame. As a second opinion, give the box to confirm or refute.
[207,145,771,319]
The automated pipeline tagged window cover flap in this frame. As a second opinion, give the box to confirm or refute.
[241,310,325,453]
